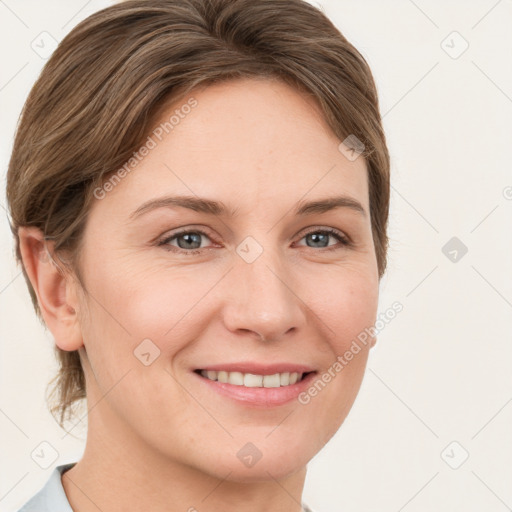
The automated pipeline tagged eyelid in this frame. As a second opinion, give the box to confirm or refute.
[157,226,217,250]
[296,225,351,244]
[157,225,352,253]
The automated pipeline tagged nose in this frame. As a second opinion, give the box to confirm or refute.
[221,245,307,342]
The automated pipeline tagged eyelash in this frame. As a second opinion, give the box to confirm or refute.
[157,227,351,255]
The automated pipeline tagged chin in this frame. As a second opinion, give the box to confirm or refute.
[213,458,308,484]
[193,440,314,483]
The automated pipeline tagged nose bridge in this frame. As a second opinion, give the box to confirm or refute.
[223,238,304,341]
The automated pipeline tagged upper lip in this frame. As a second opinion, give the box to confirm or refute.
[194,362,316,375]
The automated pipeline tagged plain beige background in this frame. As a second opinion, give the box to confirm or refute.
[1,1,511,511]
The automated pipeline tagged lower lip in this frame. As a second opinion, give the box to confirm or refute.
[193,371,317,407]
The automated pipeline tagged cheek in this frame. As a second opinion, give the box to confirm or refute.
[298,265,377,423]
[118,267,222,345]
[310,263,379,349]
[297,274,375,450]
[81,251,203,339]
[76,267,197,429]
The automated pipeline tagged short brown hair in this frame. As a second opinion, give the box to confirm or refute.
[6,0,390,429]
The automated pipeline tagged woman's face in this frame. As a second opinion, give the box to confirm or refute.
[73,77,379,481]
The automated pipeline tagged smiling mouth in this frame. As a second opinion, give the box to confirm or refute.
[194,369,315,388]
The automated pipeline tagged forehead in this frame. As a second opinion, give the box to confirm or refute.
[98,78,369,216]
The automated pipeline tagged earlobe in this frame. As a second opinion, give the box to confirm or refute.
[18,226,83,352]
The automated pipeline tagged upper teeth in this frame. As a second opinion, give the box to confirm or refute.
[200,370,303,387]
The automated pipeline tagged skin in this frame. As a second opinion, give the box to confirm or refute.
[19,77,379,512]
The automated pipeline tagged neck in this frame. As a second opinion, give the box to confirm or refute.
[61,400,308,512]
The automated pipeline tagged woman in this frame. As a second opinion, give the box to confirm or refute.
[8,0,390,510]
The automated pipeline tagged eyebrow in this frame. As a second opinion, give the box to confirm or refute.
[129,194,366,219]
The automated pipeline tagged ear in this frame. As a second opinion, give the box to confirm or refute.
[370,335,377,349]
[18,227,83,352]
